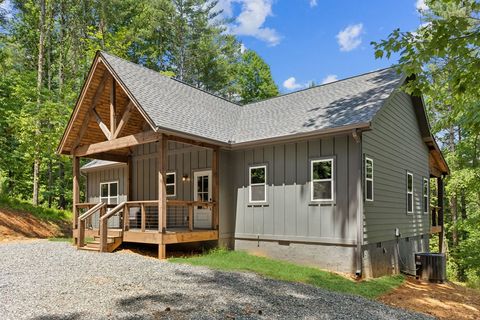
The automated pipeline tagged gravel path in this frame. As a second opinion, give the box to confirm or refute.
[0,241,432,320]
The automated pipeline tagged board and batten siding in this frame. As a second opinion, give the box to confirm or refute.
[131,142,213,227]
[86,165,128,228]
[362,91,430,244]
[233,134,361,245]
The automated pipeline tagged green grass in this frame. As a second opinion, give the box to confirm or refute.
[0,194,72,222]
[170,248,404,299]
[48,237,73,242]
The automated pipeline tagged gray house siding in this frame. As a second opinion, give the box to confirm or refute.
[232,134,362,273]
[362,91,430,276]
[85,165,128,228]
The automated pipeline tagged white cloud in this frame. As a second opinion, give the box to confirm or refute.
[218,0,281,46]
[240,43,247,53]
[415,0,428,12]
[336,23,364,52]
[283,77,304,90]
[321,74,338,84]
[309,0,318,7]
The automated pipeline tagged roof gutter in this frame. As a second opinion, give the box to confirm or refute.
[228,122,372,150]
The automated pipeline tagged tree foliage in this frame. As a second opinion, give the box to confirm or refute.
[0,0,278,209]
[373,0,480,285]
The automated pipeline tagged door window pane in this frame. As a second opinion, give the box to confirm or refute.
[101,184,108,197]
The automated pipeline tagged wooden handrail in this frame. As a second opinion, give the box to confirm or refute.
[99,202,126,252]
[78,202,105,221]
[77,202,106,248]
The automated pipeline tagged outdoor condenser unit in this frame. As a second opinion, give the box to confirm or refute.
[415,253,447,283]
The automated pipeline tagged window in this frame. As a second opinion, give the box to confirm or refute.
[166,172,176,197]
[311,158,334,201]
[249,165,267,203]
[365,157,374,201]
[406,172,413,213]
[100,181,119,205]
[423,177,429,214]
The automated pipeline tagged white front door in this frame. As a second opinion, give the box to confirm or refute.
[193,170,212,229]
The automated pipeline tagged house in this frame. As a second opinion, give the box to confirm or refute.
[57,51,449,278]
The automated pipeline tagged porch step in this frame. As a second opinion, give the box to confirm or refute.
[78,246,100,252]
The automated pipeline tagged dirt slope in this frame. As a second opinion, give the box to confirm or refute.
[380,277,480,320]
[0,207,70,242]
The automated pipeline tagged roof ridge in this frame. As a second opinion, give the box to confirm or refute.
[99,51,241,107]
[244,66,399,106]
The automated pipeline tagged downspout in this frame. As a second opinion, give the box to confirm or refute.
[353,129,364,278]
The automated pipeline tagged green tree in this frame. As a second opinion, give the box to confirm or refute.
[235,50,279,104]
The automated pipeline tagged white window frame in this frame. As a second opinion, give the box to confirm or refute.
[311,158,334,202]
[100,181,119,205]
[406,172,414,214]
[249,165,267,203]
[423,177,429,214]
[365,157,374,202]
[166,172,176,197]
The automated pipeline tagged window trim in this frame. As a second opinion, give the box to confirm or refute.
[423,177,429,215]
[166,172,176,197]
[310,158,335,202]
[99,181,119,205]
[406,172,414,214]
[365,157,374,202]
[249,165,267,203]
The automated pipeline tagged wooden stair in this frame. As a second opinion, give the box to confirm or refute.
[79,235,123,253]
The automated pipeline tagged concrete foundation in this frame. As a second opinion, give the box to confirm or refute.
[362,234,429,278]
[234,239,357,274]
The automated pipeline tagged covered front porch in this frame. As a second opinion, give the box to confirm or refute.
[58,53,222,258]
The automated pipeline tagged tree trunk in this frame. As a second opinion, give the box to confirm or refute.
[33,0,47,206]
[58,161,66,210]
[448,124,458,247]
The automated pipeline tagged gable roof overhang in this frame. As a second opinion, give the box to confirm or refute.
[410,94,450,177]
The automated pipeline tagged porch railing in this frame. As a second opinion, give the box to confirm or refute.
[74,199,217,236]
[99,202,126,252]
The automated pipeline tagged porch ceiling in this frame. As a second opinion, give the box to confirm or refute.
[58,57,152,157]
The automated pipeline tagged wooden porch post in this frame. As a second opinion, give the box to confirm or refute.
[72,156,80,245]
[437,176,445,253]
[72,156,80,230]
[158,134,167,259]
[212,147,219,230]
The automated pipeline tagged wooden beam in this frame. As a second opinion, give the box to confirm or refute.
[92,108,112,140]
[86,152,128,163]
[71,72,110,150]
[71,112,94,152]
[437,177,445,253]
[112,101,134,139]
[110,77,117,135]
[159,244,166,259]
[74,130,158,157]
[165,134,219,150]
[212,147,219,230]
[72,156,80,232]
[127,155,133,200]
[158,134,167,233]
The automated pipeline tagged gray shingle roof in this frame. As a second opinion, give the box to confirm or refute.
[101,51,404,145]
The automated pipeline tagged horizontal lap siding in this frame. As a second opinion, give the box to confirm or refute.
[362,91,430,244]
[233,134,359,244]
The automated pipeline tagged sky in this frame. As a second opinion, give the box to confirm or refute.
[0,0,428,93]
[216,0,428,93]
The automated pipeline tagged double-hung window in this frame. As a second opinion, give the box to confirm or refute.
[311,158,334,202]
[166,172,176,197]
[365,157,374,201]
[249,165,267,203]
[406,172,413,213]
[423,177,429,214]
[100,181,119,205]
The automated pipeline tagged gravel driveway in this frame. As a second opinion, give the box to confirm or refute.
[0,241,432,320]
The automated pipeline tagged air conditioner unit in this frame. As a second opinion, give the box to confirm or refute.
[415,253,447,283]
